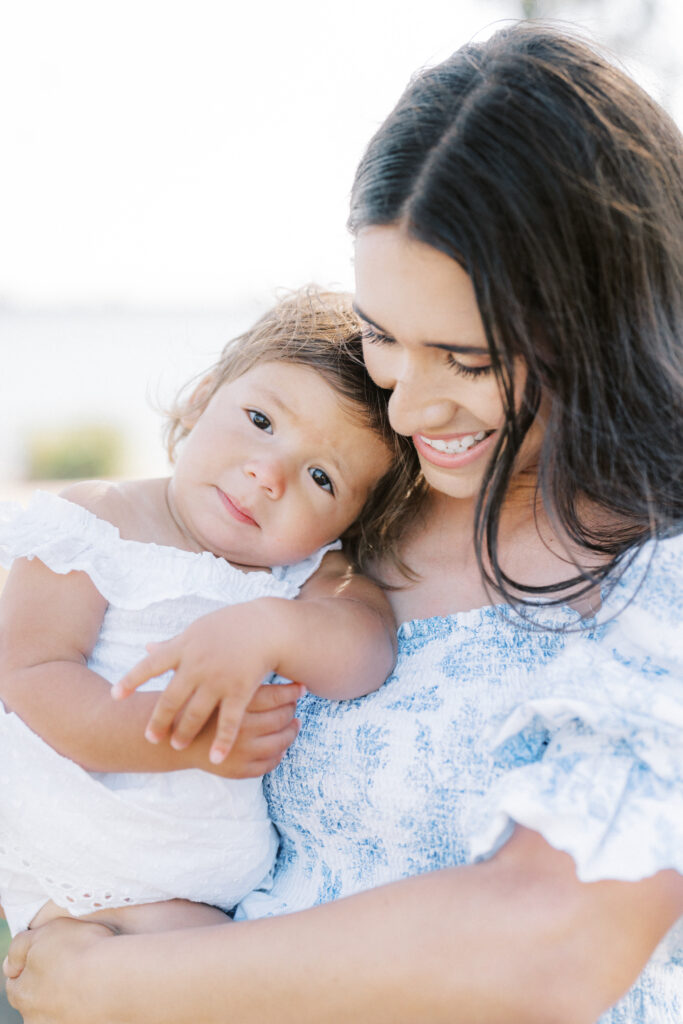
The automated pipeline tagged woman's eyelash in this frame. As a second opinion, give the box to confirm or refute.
[361,322,492,378]
[445,353,493,379]
[360,324,393,345]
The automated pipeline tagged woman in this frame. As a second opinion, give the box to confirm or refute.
[5,23,683,1023]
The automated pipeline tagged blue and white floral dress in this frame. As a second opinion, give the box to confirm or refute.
[238,533,683,1023]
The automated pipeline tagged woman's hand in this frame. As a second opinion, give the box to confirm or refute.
[4,918,116,1023]
[190,680,302,778]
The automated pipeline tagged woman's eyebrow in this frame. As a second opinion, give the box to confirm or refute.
[353,303,489,355]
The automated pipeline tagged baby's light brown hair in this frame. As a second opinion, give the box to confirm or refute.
[165,287,421,576]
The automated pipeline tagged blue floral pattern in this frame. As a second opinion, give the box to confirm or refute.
[238,534,683,1022]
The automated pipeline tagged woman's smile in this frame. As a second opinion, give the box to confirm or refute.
[414,429,497,468]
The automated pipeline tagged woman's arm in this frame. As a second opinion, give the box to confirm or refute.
[6,827,682,1024]
[116,550,397,760]
[0,556,299,776]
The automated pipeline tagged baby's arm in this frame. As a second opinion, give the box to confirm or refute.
[0,554,298,778]
[116,550,396,763]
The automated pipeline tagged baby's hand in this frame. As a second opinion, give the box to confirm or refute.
[194,683,302,778]
[113,601,284,764]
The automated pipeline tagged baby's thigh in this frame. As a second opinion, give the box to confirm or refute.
[30,898,230,934]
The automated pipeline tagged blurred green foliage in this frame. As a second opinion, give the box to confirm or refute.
[26,423,124,481]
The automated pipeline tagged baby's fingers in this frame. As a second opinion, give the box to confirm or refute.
[112,640,178,700]
[168,688,226,752]
[144,671,201,744]
[208,699,252,765]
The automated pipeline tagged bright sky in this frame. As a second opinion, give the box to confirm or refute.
[1,0,681,308]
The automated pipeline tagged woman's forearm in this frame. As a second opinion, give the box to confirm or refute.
[10,828,683,1024]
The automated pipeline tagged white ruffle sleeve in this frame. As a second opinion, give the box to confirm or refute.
[471,533,683,883]
[0,490,341,606]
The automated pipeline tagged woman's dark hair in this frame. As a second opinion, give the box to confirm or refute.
[349,23,683,604]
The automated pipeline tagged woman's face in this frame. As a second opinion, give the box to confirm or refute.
[354,225,540,501]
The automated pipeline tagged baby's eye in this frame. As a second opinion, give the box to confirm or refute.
[309,467,334,494]
[247,409,272,433]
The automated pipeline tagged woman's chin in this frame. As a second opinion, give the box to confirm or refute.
[417,456,485,501]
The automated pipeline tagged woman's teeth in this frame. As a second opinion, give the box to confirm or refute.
[419,430,490,455]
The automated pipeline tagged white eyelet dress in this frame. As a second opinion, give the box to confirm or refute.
[237,533,683,1024]
[0,491,340,935]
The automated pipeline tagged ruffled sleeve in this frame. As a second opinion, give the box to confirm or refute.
[271,539,342,589]
[470,532,683,883]
[0,491,324,607]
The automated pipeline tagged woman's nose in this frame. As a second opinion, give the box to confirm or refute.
[243,458,286,499]
[388,377,456,437]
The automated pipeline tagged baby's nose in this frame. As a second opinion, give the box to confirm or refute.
[244,458,287,499]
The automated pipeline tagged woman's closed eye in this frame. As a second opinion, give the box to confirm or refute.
[247,409,273,433]
[444,353,493,380]
[360,324,392,346]
[362,323,493,379]
[309,467,334,494]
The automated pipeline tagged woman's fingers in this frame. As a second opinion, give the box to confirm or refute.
[240,700,299,738]
[245,718,301,759]
[5,919,115,1021]
[112,640,179,700]
[3,928,31,979]
[203,683,304,765]
[227,718,301,777]
[246,682,305,713]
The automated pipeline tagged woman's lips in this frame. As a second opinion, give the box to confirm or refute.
[413,429,496,469]
[216,487,258,526]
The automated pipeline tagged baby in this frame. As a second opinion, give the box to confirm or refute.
[0,288,414,936]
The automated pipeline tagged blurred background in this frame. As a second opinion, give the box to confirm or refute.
[0,0,681,1017]
[1,0,682,500]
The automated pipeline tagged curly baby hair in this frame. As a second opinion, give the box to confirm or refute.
[349,23,683,604]
[165,287,421,576]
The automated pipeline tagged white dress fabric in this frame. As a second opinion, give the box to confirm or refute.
[0,490,339,935]
[238,533,683,1023]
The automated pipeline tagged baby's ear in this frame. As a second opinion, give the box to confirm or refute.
[181,376,216,430]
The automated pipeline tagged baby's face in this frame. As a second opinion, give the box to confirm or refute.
[168,361,392,568]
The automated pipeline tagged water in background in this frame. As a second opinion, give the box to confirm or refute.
[0,302,272,496]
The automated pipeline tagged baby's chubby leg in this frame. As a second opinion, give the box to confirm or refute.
[29,897,229,935]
